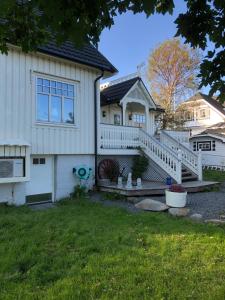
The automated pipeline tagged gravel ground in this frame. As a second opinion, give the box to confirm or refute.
[90,189,225,221]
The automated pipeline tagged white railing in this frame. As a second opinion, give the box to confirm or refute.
[164,130,190,146]
[160,130,202,180]
[139,129,182,183]
[100,124,140,149]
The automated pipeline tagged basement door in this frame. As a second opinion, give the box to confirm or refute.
[26,155,54,203]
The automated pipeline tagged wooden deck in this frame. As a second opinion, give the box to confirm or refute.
[98,180,219,196]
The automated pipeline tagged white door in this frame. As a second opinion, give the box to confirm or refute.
[26,155,54,203]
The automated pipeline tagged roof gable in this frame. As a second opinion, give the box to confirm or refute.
[100,77,139,105]
[184,92,225,117]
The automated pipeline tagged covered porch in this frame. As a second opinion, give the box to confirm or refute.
[100,75,160,136]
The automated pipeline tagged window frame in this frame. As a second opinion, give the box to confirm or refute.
[197,141,212,151]
[133,113,146,125]
[35,74,77,127]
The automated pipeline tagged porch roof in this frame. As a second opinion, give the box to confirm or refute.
[101,77,139,106]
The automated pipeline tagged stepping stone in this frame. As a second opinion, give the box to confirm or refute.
[189,213,203,221]
[168,207,190,217]
[205,219,225,225]
[135,199,168,211]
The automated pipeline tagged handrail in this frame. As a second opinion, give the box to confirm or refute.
[139,129,182,183]
[160,130,201,179]
[161,130,196,154]
[140,129,179,159]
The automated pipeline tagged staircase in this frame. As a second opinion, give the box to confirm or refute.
[99,124,202,184]
[182,167,198,182]
[160,130,202,182]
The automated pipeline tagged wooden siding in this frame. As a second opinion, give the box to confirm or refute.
[0,47,99,154]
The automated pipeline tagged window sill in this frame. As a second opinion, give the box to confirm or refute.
[35,122,79,129]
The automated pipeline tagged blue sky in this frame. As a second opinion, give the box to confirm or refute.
[99,1,208,94]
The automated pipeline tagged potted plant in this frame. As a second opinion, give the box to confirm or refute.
[165,184,187,208]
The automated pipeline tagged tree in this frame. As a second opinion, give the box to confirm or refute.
[0,1,224,101]
[148,39,200,129]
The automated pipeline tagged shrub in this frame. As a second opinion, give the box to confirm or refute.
[72,185,87,199]
[131,152,149,179]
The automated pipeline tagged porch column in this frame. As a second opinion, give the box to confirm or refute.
[145,105,150,134]
[122,102,126,126]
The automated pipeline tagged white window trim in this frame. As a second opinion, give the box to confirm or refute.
[33,72,80,129]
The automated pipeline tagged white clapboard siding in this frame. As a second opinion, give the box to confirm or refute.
[0,47,99,155]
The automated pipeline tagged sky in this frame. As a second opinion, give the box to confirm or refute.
[99,1,209,94]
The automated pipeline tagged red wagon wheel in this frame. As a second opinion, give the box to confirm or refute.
[98,159,119,181]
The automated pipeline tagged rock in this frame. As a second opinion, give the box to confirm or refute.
[135,199,169,211]
[189,213,203,221]
[168,207,190,217]
[205,219,225,225]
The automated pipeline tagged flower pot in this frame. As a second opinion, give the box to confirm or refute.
[165,190,187,208]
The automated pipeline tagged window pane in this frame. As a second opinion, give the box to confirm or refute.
[37,94,49,121]
[64,98,74,124]
[43,79,50,87]
[37,85,42,93]
[43,86,50,93]
[51,88,57,95]
[68,85,74,96]
[62,83,68,90]
[37,78,43,85]
[51,96,62,122]
[68,90,74,97]
[51,81,56,87]
[57,82,62,89]
[56,89,62,95]
[63,90,68,96]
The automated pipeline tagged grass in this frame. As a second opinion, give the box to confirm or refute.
[203,169,225,182]
[0,199,225,300]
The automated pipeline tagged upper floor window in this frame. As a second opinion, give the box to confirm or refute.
[36,77,75,124]
[197,108,210,120]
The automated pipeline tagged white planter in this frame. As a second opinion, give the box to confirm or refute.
[165,190,187,208]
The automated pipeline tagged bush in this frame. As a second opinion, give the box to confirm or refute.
[72,185,87,199]
[131,152,149,179]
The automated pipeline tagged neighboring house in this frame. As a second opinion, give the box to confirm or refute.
[190,123,225,169]
[0,41,117,205]
[178,92,225,136]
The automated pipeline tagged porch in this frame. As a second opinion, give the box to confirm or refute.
[99,180,219,196]
[98,124,203,184]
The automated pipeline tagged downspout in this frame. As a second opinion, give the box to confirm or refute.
[94,71,104,187]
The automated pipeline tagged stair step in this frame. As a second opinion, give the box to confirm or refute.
[182,171,192,177]
[182,175,198,182]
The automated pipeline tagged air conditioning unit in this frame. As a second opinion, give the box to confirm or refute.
[0,159,24,178]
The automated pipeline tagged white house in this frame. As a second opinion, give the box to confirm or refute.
[0,43,204,205]
[0,41,117,205]
[190,123,225,169]
[179,93,225,136]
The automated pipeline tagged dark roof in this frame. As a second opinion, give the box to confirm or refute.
[101,77,140,105]
[185,92,225,116]
[190,122,225,141]
[37,40,117,74]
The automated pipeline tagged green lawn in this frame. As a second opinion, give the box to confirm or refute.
[203,169,225,182]
[0,199,225,300]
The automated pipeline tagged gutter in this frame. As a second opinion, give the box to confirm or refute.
[94,71,104,187]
